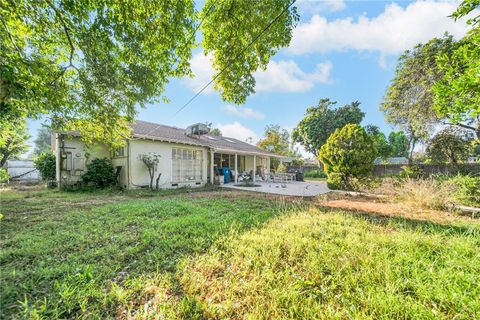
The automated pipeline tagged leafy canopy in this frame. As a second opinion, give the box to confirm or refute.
[0,119,30,166]
[257,124,291,156]
[433,28,480,138]
[292,98,365,157]
[34,151,56,181]
[1,0,298,148]
[388,131,409,158]
[380,35,455,156]
[319,124,376,189]
[210,128,222,137]
[33,127,52,156]
[365,125,391,160]
[451,0,480,25]
[201,0,299,104]
[427,128,473,164]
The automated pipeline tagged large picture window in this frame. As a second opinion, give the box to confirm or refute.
[172,148,203,182]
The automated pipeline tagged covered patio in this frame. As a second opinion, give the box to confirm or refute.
[221,180,330,197]
[208,148,282,184]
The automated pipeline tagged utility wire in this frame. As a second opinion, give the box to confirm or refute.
[172,0,297,117]
[130,0,216,140]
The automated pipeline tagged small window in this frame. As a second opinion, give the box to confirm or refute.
[206,136,217,140]
[224,138,236,143]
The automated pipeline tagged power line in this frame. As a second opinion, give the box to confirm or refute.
[172,0,297,117]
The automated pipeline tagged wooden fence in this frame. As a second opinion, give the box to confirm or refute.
[288,163,480,177]
[372,163,480,177]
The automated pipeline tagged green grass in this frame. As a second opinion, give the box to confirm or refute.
[178,210,480,319]
[1,188,282,318]
[1,188,479,319]
[304,177,327,182]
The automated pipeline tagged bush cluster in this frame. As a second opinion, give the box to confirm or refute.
[319,124,376,190]
[34,151,56,181]
[372,174,480,209]
[0,168,10,183]
[448,175,480,207]
[82,158,117,188]
[303,169,327,179]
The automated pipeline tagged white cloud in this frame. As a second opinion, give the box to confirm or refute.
[289,1,472,56]
[216,122,260,144]
[222,105,265,120]
[254,60,332,92]
[184,52,215,94]
[185,52,332,94]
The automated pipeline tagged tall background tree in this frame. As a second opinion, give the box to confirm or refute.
[380,35,456,162]
[365,125,391,160]
[0,120,30,166]
[388,131,409,158]
[33,127,52,156]
[257,124,292,170]
[210,128,222,137]
[1,0,299,148]
[257,124,290,155]
[427,128,473,165]
[292,98,365,157]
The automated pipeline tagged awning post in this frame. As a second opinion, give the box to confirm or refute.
[253,155,256,182]
[210,150,214,184]
[235,153,238,183]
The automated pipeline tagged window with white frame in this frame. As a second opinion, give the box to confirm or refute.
[172,148,203,182]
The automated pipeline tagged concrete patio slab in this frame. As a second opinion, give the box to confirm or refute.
[221,181,330,197]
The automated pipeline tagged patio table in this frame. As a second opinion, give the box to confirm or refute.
[271,172,296,183]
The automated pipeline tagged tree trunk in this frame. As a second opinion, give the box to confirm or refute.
[155,173,162,191]
[0,153,9,167]
[407,138,416,165]
[149,167,154,190]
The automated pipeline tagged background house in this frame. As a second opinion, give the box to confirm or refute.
[54,120,279,189]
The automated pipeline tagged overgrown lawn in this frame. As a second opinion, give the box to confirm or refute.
[1,188,479,319]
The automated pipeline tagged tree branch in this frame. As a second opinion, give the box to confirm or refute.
[0,17,29,66]
[45,0,79,84]
[442,121,476,132]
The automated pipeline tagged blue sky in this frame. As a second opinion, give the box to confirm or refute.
[26,0,471,157]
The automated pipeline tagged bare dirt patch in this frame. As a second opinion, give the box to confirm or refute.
[316,195,479,225]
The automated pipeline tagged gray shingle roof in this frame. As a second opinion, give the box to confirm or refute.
[132,120,277,157]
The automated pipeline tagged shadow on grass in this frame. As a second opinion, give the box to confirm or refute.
[0,193,284,319]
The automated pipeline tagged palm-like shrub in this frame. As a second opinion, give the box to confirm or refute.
[319,124,376,190]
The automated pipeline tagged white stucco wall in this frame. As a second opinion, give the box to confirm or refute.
[55,135,110,185]
[128,140,208,189]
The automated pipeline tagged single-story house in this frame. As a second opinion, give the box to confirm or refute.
[53,120,280,189]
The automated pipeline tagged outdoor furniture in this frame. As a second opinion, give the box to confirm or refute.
[271,172,296,183]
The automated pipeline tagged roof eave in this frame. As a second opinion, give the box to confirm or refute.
[210,147,282,158]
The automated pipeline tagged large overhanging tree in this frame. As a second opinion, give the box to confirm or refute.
[433,1,480,139]
[380,35,455,163]
[1,0,299,148]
